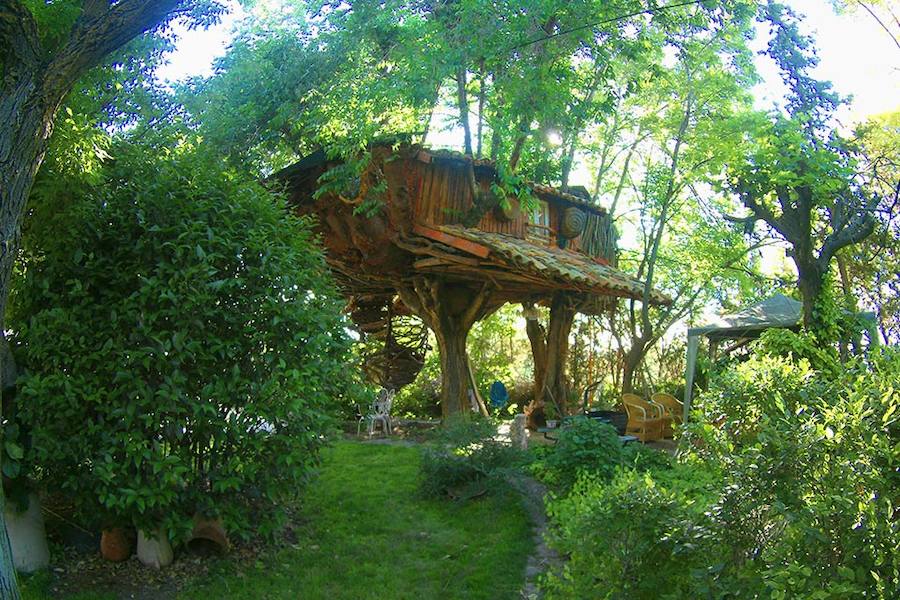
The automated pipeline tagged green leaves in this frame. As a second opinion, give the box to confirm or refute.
[13,140,353,538]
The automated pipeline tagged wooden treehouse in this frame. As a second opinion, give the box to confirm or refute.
[272,144,668,421]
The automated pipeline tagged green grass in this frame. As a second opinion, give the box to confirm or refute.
[24,441,533,599]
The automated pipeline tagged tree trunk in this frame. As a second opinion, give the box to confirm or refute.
[396,279,498,421]
[456,68,473,156]
[476,60,485,159]
[523,294,578,429]
[796,261,824,330]
[524,310,547,429]
[434,323,472,418]
[0,72,61,600]
[621,340,645,396]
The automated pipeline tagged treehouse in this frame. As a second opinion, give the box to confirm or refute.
[272,143,668,419]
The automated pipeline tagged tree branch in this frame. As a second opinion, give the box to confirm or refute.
[0,0,42,75]
[818,206,876,268]
[43,0,186,100]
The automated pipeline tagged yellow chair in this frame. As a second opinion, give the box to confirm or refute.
[651,393,684,438]
[622,393,663,442]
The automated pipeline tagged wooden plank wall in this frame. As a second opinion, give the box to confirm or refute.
[408,158,617,264]
[412,160,527,237]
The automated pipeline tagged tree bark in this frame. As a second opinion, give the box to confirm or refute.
[621,339,646,395]
[796,259,824,330]
[524,309,547,429]
[434,324,471,417]
[523,293,578,429]
[397,279,499,420]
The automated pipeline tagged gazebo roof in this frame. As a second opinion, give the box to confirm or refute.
[687,293,875,340]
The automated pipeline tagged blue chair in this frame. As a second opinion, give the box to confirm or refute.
[489,381,509,411]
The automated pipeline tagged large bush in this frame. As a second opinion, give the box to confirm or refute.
[10,144,353,540]
[544,343,900,599]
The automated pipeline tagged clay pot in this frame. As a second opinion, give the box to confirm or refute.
[100,527,133,562]
[188,514,229,555]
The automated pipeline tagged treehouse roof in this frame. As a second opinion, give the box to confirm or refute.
[415,225,670,305]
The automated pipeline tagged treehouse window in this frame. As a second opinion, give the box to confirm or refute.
[532,200,551,226]
[528,200,553,240]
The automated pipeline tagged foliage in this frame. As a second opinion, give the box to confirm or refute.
[721,3,883,334]
[10,141,353,540]
[544,466,720,600]
[420,417,524,500]
[696,350,899,597]
[538,418,623,491]
[838,110,900,345]
[544,345,900,599]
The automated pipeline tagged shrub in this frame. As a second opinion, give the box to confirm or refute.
[420,417,524,499]
[540,417,623,490]
[544,467,719,600]
[544,349,900,599]
[698,349,900,598]
[11,144,353,541]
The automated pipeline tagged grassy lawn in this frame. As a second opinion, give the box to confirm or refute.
[23,441,533,599]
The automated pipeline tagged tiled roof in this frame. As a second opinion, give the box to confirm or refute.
[438,225,671,305]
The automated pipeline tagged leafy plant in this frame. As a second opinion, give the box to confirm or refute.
[545,467,718,600]
[538,418,623,491]
[12,141,353,540]
[420,417,524,500]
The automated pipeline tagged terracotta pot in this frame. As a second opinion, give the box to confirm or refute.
[100,527,133,562]
[188,514,229,554]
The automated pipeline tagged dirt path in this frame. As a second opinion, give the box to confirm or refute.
[508,474,562,600]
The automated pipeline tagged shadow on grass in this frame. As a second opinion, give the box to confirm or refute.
[25,441,532,600]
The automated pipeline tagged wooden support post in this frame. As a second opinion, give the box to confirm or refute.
[467,354,490,417]
[397,278,501,420]
[522,292,580,429]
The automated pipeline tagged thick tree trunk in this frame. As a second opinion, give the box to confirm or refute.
[433,324,472,419]
[0,73,59,600]
[796,261,824,330]
[524,311,547,429]
[543,293,576,415]
[523,294,578,429]
[397,279,498,421]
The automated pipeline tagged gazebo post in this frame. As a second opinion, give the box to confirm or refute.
[397,277,501,420]
[683,334,701,421]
